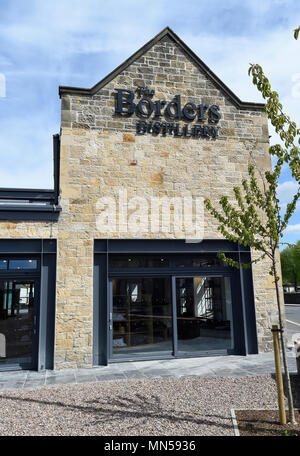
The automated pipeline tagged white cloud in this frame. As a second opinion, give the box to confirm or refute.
[277,181,300,214]
[0,0,299,200]
[285,224,300,234]
[0,161,53,189]
[278,181,299,202]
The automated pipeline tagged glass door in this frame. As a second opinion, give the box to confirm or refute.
[175,276,234,355]
[0,279,39,369]
[110,277,173,359]
[109,275,234,361]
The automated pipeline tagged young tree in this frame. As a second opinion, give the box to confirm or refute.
[205,30,300,424]
[280,241,300,289]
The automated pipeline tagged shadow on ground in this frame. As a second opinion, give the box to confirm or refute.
[0,392,234,434]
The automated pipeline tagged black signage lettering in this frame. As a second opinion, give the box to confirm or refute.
[182,102,197,121]
[137,97,154,117]
[136,120,219,139]
[136,86,155,97]
[182,125,190,137]
[136,120,147,134]
[154,100,167,117]
[161,122,168,135]
[153,122,161,134]
[208,104,221,123]
[211,126,219,138]
[115,88,221,140]
[203,125,212,137]
[166,95,182,120]
[174,123,182,136]
[191,125,200,137]
[198,104,209,122]
[115,89,136,115]
[168,123,175,135]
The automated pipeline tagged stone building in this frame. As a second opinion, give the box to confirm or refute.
[0,27,281,371]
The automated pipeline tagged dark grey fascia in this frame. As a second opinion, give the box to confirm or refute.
[94,238,251,254]
[0,189,61,221]
[0,205,61,221]
[0,134,61,221]
[0,238,56,254]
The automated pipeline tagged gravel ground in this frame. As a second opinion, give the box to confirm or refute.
[0,375,280,436]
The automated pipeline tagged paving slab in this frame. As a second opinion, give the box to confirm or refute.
[45,374,76,386]
[123,371,147,379]
[94,373,127,381]
[0,352,298,391]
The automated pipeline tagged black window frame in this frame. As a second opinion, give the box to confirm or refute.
[94,239,258,366]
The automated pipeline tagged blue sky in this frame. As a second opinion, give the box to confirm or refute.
[0,0,299,247]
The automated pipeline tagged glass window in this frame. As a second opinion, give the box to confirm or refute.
[8,259,38,270]
[109,256,169,268]
[112,277,172,358]
[174,253,238,268]
[175,256,223,267]
[0,260,8,270]
[0,280,35,364]
[176,276,233,354]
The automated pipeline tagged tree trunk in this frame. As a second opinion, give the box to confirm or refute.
[273,257,297,424]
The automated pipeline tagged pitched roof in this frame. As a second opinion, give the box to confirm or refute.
[59,26,264,111]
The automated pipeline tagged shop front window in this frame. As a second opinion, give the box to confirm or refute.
[109,256,169,268]
[109,252,235,360]
[0,259,38,271]
[0,280,36,364]
[112,277,173,358]
[176,276,233,354]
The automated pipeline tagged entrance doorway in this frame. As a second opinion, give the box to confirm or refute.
[0,257,40,370]
[0,279,39,369]
[175,276,233,355]
[111,277,173,358]
[94,240,258,365]
[109,274,233,360]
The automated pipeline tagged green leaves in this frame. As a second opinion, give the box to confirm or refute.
[248,63,300,182]
[280,241,300,287]
[206,29,299,278]
[205,161,299,277]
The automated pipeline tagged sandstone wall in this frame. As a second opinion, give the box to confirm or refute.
[0,34,282,368]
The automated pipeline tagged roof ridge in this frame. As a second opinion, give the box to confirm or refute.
[59,26,265,111]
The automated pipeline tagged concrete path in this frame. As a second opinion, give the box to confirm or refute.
[0,351,297,391]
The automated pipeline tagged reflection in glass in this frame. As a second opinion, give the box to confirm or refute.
[175,256,223,268]
[109,256,169,268]
[0,281,35,364]
[0,260,7,270]
[9,260,38,270]
[112,277,172,358]
[176,277,233,354]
